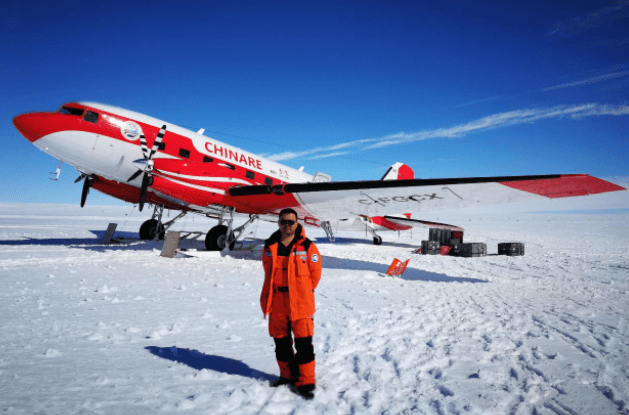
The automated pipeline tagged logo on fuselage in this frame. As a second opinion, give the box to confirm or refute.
[121,121,142,141]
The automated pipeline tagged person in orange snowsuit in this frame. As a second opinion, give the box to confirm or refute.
[261,208,322,399]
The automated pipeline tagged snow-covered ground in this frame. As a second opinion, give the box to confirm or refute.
[1,188,628,414]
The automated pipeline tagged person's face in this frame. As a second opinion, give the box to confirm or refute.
[278,213,298,239]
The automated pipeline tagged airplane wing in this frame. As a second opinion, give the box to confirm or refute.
[229,174,625,222]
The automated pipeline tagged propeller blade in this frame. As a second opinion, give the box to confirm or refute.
[80,177,92,208]
[138,173,150,212]
[139,133,148,160]
[147,125,167,162]
[127,169,143,183]
[133,126,166,210]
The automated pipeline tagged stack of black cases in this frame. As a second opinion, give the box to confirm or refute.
[428,228,452,246]
[498,242,525,256]
[457,243,487,257]
[421,240,441,255]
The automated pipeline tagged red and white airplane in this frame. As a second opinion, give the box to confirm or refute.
[13,102,625,249]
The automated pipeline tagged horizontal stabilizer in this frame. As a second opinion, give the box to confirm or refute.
[383,216,464,231]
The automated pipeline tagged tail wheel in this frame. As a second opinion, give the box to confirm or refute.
[373,235,383,245]
[139,219,165,240]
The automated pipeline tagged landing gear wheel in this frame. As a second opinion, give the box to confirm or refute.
[205,225,235,251]
[373,235,383,245]
[139,219,165,240]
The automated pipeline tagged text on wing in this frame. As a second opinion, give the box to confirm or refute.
[358,193,445,206]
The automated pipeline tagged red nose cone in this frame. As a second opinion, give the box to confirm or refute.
[13,112,47,143]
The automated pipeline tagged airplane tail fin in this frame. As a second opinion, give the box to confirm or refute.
[381,162,414,180]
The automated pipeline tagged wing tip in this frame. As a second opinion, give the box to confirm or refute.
[501,174,626,198]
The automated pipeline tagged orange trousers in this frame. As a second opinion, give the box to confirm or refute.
[269,290,315,386]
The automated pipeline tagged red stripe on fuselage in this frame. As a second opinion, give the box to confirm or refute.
[90,176,184,210]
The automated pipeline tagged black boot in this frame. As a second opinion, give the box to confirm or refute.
[296,384,315,400]
[271,377,294,387]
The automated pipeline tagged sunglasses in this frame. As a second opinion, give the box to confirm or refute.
[279,219,296,226]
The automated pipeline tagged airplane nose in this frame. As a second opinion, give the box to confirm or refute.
[13,112,47,143]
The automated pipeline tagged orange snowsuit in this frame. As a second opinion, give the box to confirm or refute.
[261,224,322,387]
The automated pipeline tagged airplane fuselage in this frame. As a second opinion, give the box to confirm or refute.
[14,102,318,218]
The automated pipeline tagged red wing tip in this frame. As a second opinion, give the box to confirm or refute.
[501,174,626,198]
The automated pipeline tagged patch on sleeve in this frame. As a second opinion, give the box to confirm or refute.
[311,254,319,263]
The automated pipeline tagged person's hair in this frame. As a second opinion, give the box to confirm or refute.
[278,208,298,220]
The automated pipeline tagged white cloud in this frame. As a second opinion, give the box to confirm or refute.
[265,103,629,161]
[308,151,348,160]
[543,70,629,91]
[549,1,629,37]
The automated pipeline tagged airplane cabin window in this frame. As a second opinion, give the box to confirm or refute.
[83,110,99,123]
[179,149,190,159]
[59,106,84,116]
[246,171,255,180]
[203,156,213,163]
[265,177,273,186]
[157,142,166,151]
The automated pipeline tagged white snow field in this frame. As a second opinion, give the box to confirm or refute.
[1,187,628,415]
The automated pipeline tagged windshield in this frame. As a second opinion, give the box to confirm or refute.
[58,106,85,116]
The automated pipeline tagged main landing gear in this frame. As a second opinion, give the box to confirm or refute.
[205,207,259,251]
[138,205,186,241]
[137,205,259,251]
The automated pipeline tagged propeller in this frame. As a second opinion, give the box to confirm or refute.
[127,125,167,212]
[75,173,94,208]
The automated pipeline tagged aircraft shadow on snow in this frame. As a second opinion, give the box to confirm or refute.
[145,346,275,382]
[0,229,486,284]
[0,230,207,252]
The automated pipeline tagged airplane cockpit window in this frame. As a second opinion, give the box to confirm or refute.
[59,106,84,116]
[83,110,99,124]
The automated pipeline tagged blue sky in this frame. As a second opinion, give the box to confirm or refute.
[1,0,628,205]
